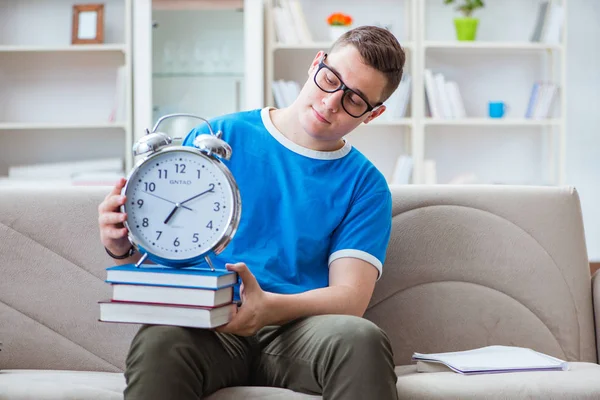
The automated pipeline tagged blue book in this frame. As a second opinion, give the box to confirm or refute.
[106,264,238,290]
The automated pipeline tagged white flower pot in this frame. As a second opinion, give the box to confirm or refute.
[329,25,350,41]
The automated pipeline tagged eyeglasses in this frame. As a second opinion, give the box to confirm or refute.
[313,54,381,118]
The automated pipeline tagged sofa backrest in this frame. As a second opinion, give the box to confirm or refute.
[0,185,595,372]
[0,186,138,372]
[365,185,596,366]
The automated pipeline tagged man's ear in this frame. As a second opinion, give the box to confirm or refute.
[363,105,387,124]
[308,51,325,76]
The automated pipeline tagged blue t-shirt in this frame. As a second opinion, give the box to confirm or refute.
[182,108,392,298]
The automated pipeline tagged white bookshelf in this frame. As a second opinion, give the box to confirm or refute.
[264,0,567,185]
[0,0,133,180]
[265,0,417,181]
[0,44,128,53]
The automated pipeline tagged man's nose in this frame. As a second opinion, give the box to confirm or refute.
[322,90,344,112]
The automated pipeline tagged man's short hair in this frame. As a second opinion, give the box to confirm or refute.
[330,26,406,103]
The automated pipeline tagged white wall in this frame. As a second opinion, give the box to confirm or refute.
[565,0,600,260]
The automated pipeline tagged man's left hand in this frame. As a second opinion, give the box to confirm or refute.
[216,262,271,336]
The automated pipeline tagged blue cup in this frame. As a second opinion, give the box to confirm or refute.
[488,101,508,118]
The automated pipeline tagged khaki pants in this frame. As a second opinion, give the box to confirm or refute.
[124,314,398,400]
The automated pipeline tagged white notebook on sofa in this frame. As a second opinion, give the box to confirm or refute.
[412,345,569,375]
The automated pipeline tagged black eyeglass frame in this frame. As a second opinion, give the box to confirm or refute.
[313,54,383,118]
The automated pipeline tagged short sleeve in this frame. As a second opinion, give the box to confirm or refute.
[328,189,392,279]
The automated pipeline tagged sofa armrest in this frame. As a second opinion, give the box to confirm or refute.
[593,270,600,362]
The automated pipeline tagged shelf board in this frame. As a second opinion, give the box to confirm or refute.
[424,41,562,52]
[0,44,127,53]
[275,42,413,51]
[424,118,561,127]
[153,72,243,78]
[368,118,412,127]
[0,122,128,130]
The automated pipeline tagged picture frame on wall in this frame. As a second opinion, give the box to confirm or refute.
[72,4,104,44]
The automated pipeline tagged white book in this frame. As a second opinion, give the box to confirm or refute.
[445,81,466,119]
[412,345,569,375]
[538,83,558,118]
[274,2,299,44]
[112,284,234,308]
[542,3,565,45]
[532,83,548,119]
[397,74,412,118]
[288,0,313,43]
[424,69,442,118]
[525,82,541,118]
[434,73,453,119]
[99,300,236,329]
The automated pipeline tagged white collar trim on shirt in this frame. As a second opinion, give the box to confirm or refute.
[261,107,352,160]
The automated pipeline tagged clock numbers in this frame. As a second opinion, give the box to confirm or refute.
[127,151,234,262]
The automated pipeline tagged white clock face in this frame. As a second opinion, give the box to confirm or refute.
[124,148,235,262]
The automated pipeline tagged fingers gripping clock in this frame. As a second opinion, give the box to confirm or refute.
[121,114,241,269]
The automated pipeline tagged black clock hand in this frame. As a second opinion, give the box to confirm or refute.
[164,205,179,224]
[165,185,214,225]
[143,191,193,211]
[179,185,215,206]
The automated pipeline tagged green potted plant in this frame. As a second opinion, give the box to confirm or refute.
[444,0,485,41]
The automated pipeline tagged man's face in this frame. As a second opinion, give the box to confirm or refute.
[297,45,388,144]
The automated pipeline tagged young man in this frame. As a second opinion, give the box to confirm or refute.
[98,26,405,400]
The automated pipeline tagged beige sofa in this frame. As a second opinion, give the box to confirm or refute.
[1,184,600,399]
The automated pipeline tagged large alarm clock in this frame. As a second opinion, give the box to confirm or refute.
[121,113,241,270]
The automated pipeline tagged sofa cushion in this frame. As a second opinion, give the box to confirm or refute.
[395,362,600,399]
[5,364,600,400]
[0,370,124,400]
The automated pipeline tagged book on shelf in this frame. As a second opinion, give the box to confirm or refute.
[530,1,565,45]
[412,345,569,375]
[272,79,301,108]
[525,81,558,119]
[106,264,238,290]
[272,0,312,45]
[424,69,466,119]
[383,73,412,120]
[112,283,234,308]
[99,300,237,329]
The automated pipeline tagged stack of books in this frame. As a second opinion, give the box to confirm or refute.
[99,265,238,329]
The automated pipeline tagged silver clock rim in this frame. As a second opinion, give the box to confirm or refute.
[120,146,241,267]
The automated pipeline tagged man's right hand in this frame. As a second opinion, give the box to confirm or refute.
[98,178,132,258]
